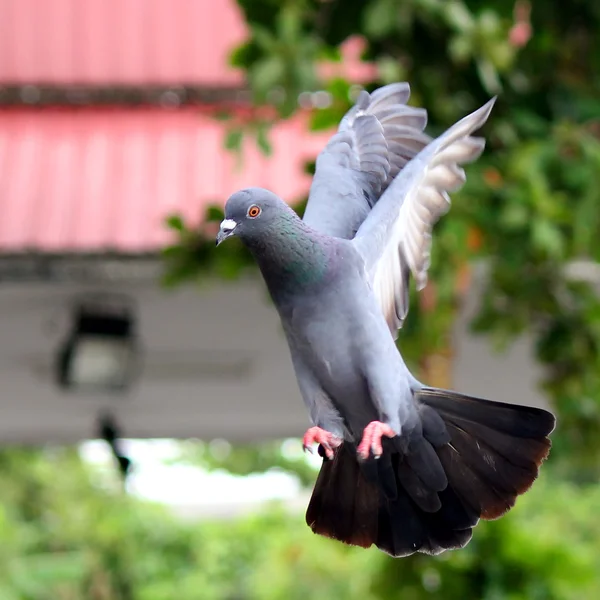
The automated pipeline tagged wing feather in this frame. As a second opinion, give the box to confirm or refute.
[353,99,496,336]
[303,83,431,239]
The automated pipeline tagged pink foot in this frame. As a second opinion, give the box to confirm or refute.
[357,421,396,460]
[303,427,342,459]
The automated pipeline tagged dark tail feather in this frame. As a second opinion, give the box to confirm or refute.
[306,442,378,549]
[306,388,555,557]
[419,387,555,521]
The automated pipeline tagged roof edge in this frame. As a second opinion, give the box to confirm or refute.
[0,254,163,284]
[0,84,251,108]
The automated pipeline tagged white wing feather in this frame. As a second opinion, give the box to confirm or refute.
[354,98,496,337]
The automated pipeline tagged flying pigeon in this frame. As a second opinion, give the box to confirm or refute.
[216,82,555,557]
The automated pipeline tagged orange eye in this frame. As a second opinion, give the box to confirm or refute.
[247,205,261,218]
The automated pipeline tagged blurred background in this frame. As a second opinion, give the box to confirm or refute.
[0,0,599,598]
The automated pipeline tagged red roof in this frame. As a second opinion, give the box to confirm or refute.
[0,0,246,85]
[0,2,377,254]
[0,108,330,252]
[0,0,376,87]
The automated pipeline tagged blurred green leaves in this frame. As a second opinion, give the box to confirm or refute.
[232,3,321,118]
[2,448,600,599]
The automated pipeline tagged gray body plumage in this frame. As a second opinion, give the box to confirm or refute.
[262,227,419,442]
[217,83,555,558]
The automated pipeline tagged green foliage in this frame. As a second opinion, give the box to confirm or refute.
[2,447,600,599]
[466,123,600,474]
[0,448,144,599]
[224,119,274,160]
[230,3,322,117]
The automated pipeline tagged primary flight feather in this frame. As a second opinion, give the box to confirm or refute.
[216,83,555,557]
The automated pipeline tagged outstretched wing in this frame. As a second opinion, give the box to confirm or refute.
[303,83,431,239]
[353,98,496,337]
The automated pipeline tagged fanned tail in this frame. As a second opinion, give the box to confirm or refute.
[306,388,555,557]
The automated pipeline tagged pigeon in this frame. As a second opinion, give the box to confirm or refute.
[216,82,556,557]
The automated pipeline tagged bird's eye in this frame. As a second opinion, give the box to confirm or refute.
[247,205,261,218]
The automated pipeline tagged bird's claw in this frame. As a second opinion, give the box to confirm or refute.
[302,443,314,454]
[303,427,342,460]
[357,421,396,460]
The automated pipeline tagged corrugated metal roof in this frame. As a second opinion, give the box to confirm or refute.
[0,108,329,252]
[0,0,376,88]
[0,0,246,85]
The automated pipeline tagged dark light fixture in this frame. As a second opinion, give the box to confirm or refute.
[56,294,141,392]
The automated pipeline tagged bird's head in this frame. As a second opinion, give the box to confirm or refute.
[216,187,287,246]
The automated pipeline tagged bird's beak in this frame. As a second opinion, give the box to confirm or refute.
[216,219,237,246]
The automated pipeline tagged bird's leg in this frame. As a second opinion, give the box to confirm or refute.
[357,421,396,460]
[303,426,342,459]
